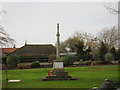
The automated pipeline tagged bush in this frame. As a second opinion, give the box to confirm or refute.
[7,55,20,69]
[31,61,40,68]
[60,55,77,66]
[60,56,66,61]
[105,52,114,61]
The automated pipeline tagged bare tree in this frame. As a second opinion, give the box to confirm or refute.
[98,26,118,49]
[0,10,15,47]
[0,26,15,47]
[104,2,120,48]
[104,2,119,14]
[73,32,99,50]
[59,31,99,52]
[81,33,99,50]
[104,5,119,14]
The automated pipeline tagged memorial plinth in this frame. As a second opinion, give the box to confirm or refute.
[53,60,63,69]
[43,60,75,81]
[42,23,77,81]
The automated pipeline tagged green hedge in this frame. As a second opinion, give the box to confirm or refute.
[60,55,77,66]
[31,61,40,68]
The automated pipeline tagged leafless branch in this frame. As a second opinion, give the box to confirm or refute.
[104,3,119,14]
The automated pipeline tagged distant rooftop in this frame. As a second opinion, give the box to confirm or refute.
[1,48,18,55]
[9,44,56,56]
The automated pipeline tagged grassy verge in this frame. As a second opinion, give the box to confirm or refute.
[2,65,119,88]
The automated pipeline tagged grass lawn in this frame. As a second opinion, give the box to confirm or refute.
[2,65,119,88]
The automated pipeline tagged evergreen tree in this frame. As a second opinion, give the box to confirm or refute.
[110,47,118,60]
[86,46,93,60]
[7,55,20,69]
[99,42,108,60]
[117,48,120,60]
[75,40,85,60]
[86,46,92,54]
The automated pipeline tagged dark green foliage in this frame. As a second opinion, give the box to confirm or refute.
[117,48,120,60]
[60,57,66,61]
[75,40,85,60]
[110,47,116,54]
[86,46,93,60]
[60,55,77,66]
[86,54,93,60]
[7,55,20,69]
[2,55,8,64]
[110,47,118,60]
[75,40,84,55]
[31,61,40,68]
[86,46,92,54]
[75,41,93,60]
[99,42,108,60]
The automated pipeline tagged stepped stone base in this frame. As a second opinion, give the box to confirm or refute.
[42,68,77,81]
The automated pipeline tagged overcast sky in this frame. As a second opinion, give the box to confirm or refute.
[2,2,118,48]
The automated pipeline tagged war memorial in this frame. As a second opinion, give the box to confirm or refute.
[42,23,77,81]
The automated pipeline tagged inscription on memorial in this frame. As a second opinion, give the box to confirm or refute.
[53,62,63,69]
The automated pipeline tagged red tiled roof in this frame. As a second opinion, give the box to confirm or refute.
[1,48,18,55]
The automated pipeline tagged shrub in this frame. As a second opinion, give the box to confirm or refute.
[105,52,114,61]
[31,61,40,68]
[7,55,20,69]
[60,56,66,61]
[60,55,77,66]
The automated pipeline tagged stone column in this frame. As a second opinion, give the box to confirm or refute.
[53,23,63,69]
[56,23,60,60]
[42,23,76,81]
